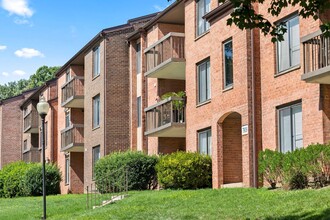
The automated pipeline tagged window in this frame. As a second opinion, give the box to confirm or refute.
[65,155,70,185]
[45,121,48,148]
[23,140,27,151]
[65,110,70,128]
[136,43,141,74]
[92,146,100,179]
[278,102,303,153]
[198,128,212,155]
[23,107,28,117]
[197,59,211,103]
[137,96,141,127]
[223,39,233,88]
[66,68,71,82]
[93,95,100,128]
[93,46,100,78]
[196,0,210,36]
[277,15,300,73]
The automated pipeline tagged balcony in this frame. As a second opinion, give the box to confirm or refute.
[61,124,84,152]
[22,149,40,163]
[23,109,39,133]
[145,97,186,137]
[144,32,185,80]
[301,30,330,83]
[61,76,84,108]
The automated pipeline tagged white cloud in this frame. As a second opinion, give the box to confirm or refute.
[2,72,9,76]
[1,0,34,17]
[14,17,29,24]
[0,45,6,51]
[153,5,164,11]
[13,70,26,76]
[15,48,44,58]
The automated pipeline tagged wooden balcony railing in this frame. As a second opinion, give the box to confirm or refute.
[23,109,38,133]
[61,76,84,106]
[61,124,84,151]
[144,32,185,73]
[145,97,185,134]
[22,149,40,163]
[302,30,330,74]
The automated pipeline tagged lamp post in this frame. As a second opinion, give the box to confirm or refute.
[37,95,49,220]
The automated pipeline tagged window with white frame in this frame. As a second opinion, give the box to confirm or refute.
[93,46,100,78]
[65,155,70,185]
[45,121,48,148]
[92,146,100,179]
[278,102,303,153]
[197,59,211,103]
[223,39,233,89]
[93,94,100,128]
[65,110,70,128]
[66,68,71,82]
[277,14,300,73]
[198,128,212,155]
[196,0,211,36]
[23,139,27,151]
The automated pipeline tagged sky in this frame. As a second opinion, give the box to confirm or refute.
[0,0,170,85]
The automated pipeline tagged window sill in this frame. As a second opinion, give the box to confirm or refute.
[223,85,233,92]
[195,30,210,42]
[92,74,100,81]
[196,99,211,108]
[92,126,100,131]
[65,183,69,186]
[275,65,301,78]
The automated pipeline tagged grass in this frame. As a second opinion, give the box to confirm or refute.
[1,188,330,219]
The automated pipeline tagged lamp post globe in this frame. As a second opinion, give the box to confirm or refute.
[37,96,50,116]
[37,95,49,219]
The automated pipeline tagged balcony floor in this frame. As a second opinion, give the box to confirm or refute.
[302,65,330,84]
[61,96,84,108]
[144,58,185,80]
[61,144,84,152]
[145,122,185,137]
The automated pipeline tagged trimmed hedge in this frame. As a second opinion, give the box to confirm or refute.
[95,151,158,192]
[259,144,330,190]
[24,163,61,196]
[156,152,212,189]
[1,161,28,198]
[0,161,61,198]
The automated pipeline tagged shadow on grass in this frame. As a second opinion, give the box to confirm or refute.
[259,208,330,220]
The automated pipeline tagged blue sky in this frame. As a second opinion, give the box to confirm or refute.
[0,0,170,85]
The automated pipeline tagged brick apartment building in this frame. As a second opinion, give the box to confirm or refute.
[54,14,157,194]
[128,0,330,188]
[0,88,37,169]
[20,79,58,164]
[1,0,330,192]
[128,1,186,155]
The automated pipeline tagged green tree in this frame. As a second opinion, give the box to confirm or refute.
[0,65,60,100]
[27,65,60,89]
[169,0,330,42]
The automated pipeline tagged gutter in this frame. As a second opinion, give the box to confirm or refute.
[103,33,107,157]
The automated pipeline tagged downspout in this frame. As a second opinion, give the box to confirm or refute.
[251,28,257,188]
[50,102,54,163]
[102,32,107,157]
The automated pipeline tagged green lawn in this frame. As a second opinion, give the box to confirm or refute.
[1,188,330,219]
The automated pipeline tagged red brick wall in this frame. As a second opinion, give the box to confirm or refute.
[259,1,325,151]
[158,137,186,154]
[158,79,185,97]
[222,113,243,184]
[0,97,26,168]
[70,152,84,194]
